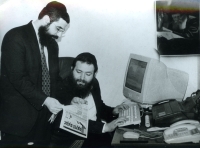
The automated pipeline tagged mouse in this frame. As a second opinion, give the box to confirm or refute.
[123,131,140,139]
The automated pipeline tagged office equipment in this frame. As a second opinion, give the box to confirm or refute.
[118,103,141,127]
[123,131,140,139]
[123,53,189,105]
[133,128,163,139]
[152,100,187,126]
[145,115,150,127]
[147,127,168,132]
[163,120,200,144]
[112,115,200,147]
[170,119,200,127]
[182,89,200,115]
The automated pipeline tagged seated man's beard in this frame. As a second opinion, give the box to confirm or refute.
[38,25,58,47]
[67,72,94,99]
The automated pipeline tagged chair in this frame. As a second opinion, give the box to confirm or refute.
[59,57,74,80]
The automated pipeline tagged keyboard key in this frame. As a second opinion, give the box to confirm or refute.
[118,103,141,127]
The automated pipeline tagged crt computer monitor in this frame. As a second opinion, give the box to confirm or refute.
[123,54,189,105]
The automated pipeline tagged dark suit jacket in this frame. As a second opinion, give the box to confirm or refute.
[54,78,116,138]
[0,21,61,137]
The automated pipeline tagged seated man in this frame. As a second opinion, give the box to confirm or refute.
[169,13,199,39]
[157,13,199,55]
[51,52,128,148]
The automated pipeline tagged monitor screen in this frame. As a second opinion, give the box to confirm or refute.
[125,59,147,93]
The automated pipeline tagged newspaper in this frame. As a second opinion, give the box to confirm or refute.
[59,104,88,138]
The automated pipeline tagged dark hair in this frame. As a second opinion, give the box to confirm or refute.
[72,52,98,73]
[38,1,70,24]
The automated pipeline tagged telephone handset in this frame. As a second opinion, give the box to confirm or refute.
[170,119,200,127]
[164,120,200,144]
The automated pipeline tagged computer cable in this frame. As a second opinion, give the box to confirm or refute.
[140,107,144,118]
[194,98,200,118]
[139,135,163,140]
[132,129,163,139]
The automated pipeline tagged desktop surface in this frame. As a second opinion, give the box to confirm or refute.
[111,113,200,148]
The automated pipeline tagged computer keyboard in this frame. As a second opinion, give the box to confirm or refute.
[118,103,141,127]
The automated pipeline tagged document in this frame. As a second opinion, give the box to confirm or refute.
[59,104,88,138]
[157,27,183,40]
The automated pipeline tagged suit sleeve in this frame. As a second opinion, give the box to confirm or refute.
[87,79,117,134]
[1,30,47,110]
[172,18,199,39]
[55,78,74,105]
[183,18,199,39]
[88,120,104,134]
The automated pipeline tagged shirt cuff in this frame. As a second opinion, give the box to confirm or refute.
[42,97,48,106]
[102,123,106,133]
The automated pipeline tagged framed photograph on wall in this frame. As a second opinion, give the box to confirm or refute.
[156,0,199,55]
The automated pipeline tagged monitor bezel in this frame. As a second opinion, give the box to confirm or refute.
[123,54,152,104]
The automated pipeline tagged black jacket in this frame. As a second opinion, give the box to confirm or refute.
[0,21,61,136]
[54,78,115,135]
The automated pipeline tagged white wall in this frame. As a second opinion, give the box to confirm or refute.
[0,0,199,107]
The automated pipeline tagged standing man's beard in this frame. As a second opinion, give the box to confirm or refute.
[66,72,94,99]
[38,25,58,47]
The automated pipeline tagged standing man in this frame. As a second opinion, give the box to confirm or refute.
[52,52,128,148]
[0,1,70,146]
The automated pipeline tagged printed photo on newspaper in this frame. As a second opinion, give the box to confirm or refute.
[59,104,88,138]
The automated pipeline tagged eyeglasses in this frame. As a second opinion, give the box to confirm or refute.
[56,26,65,33]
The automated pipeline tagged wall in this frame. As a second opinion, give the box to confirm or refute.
[0,0,199,107]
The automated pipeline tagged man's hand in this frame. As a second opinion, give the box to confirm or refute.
[71,97,87,105]
[104,117,128,133]
[43,97,63,114]
[112,104,129,115]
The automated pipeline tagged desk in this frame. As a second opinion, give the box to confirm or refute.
[111,113,200,148]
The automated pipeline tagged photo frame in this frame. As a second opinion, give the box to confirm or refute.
[156,0,199,55]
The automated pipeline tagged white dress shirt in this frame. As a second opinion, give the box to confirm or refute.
[85,93,107,133]
[32,21,49,70]
[85,93,97,121]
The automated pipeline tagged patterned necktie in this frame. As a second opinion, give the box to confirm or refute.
[40,47,50,96]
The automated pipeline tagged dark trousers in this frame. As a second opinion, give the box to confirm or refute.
[82,132,114,148]
[50,129,114,148]
[1,107,51,148]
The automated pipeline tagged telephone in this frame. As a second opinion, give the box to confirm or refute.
[163,120,200,144]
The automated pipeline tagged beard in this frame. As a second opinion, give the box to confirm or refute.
[66,72,94,99]
[38,25,58,47]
